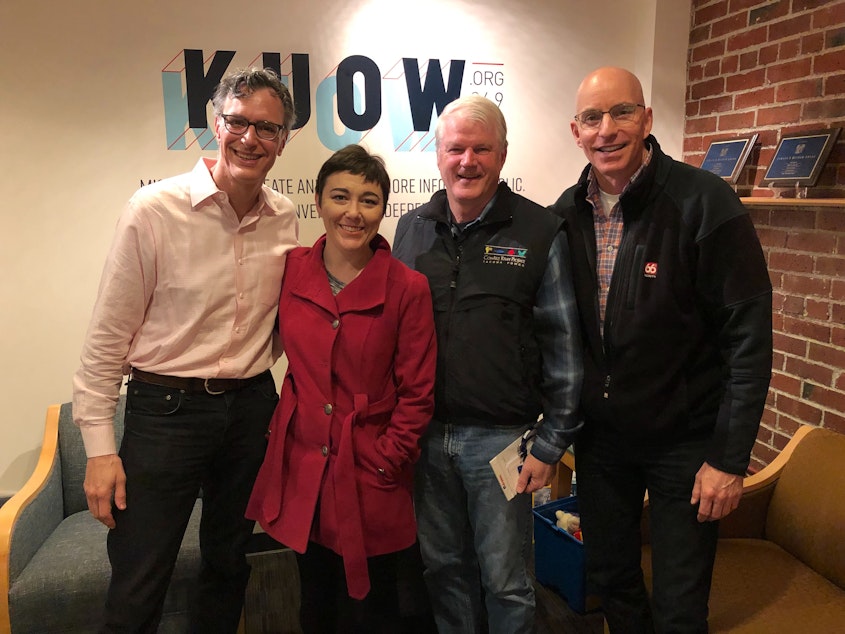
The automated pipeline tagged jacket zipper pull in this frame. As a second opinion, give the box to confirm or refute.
[603,375,611,399]
[450,252,461,289]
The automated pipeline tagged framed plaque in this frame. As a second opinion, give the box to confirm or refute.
[700,134,758,183]
[760,128,841,187]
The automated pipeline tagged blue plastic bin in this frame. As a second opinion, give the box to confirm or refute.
[533,495,587,613]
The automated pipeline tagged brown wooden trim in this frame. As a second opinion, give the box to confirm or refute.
[740,198,845,207]
[0,404,61,634]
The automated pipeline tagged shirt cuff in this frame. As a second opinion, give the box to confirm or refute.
[530,435,568,465]
[80,424,118,458]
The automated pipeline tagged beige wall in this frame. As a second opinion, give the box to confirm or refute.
[0,0,691,494]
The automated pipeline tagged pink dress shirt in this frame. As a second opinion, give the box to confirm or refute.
[72,157,298,457]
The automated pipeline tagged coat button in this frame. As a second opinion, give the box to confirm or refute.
[321,445,328,456]
[331,319,340,329]
[324,403,333,414]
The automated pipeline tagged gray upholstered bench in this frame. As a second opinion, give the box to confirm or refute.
[1,398,202,633]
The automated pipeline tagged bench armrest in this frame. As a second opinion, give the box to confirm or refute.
[0,405,65,629]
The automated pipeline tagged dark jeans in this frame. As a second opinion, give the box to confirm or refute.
[101,373,277,634]
[297,541,436,634]
[576,426,719,634]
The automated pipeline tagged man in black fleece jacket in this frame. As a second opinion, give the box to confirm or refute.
[550,66,772,634]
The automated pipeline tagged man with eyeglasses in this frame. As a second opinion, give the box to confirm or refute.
[73,67,298,632]
[550,67,772,633]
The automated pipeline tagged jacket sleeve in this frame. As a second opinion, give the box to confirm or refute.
[698,208,773,475]
[375,270,436,478]
[530,231,584,464]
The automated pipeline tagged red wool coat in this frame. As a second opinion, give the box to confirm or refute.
[246,234,436,599]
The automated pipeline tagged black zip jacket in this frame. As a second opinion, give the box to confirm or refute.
[550,136,772,475]
[394,183,562,429]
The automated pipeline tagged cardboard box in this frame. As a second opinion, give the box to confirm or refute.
[533,495,587,613]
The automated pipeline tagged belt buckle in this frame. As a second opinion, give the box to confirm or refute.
[204,378,226,396]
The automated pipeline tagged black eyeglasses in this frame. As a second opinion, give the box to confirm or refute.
[219,114,285,141]
[574,103,645,129]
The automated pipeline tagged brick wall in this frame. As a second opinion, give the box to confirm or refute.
[685,0,845,470]
[749,202,845,468]
[685,0,845,197]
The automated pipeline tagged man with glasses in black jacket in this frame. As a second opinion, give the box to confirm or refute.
[550,66,772,633]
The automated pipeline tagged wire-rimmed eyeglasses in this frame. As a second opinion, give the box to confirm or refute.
[574,103,645,129]
[219,114,285,141]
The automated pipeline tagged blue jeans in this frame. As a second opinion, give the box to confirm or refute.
[415,421,535,634]
[576,426,719,634]
[103,373,277,633]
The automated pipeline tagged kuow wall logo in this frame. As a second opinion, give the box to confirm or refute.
[162,49,468,152]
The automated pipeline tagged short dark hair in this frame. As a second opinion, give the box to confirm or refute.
[315,145,391,209]
[211,67,295,135]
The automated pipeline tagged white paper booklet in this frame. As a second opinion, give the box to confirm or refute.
[489,432,533,501]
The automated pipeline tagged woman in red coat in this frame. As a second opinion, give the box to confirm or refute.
[246,145,436,632]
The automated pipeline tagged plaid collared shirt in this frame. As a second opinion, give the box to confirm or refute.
[585,147,653,333]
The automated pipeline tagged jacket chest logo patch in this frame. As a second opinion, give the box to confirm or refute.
[644,261,658,278]
[483,244,528,268]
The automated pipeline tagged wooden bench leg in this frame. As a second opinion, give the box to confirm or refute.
[549,451,576,500]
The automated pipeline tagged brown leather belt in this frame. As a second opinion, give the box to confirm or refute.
[130,368,270,395]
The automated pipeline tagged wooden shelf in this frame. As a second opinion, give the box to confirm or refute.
[740,198,845,207]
